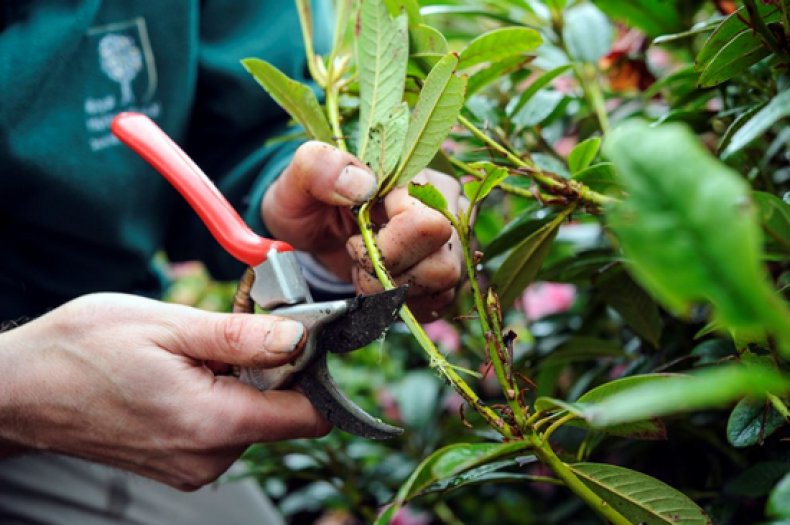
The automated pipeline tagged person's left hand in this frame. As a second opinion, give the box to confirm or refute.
[261,141,464,321]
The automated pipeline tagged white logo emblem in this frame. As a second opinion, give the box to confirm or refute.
[98,34,144,105]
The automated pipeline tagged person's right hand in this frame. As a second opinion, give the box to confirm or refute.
[0,293,330,490]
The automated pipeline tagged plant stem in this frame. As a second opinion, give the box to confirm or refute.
[356,202,514,438]
[458,115,616,208]
[574,63,610,135]
[744,0,790,61]
[294,0,324,86]
[449,156,545,201]
[542,412,577,441]
[529,434,631,525]
[326,85,348,151]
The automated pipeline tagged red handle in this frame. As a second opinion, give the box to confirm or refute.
[111,112,292,266]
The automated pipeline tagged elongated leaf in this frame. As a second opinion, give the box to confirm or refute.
[726,397,787,448]
[754,191,790,256]
[409,182,448,213]
[728,461,790,498]
[767,472,790,519]
[376,441,532,524]
[509,64,571,116]
[563,3,613,63]
[696,4,779,71]
[581,364,790,428]
[467,56,531,98]
[409,23,447,58]
[242,59,334,143]
[384,0,421,24]
[484,215,554,261]
[723,89,790,158]
[597,266,662,347]
[591,0,682,36]
[492,207,573,308]
[511,90,564,129]
[604,121,790,352]
[356,0,409,160]
[572,163,623,196]
[392,53,466,188]
[569,462,712,524]
[420,458,542,496]
[458,27,542,70]
[717,102,767,156]
[463,162,508,205]
[364,102,409,180]
[698,29,770,88]
[568,137,601,174]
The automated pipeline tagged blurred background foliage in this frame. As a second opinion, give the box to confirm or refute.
[164,0,789,523]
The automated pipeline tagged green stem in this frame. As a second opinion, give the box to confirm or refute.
[326,85,347,151]
[530,434,631,525]
[449,157,544,201]
[574,63,610,135]
[458,115,616,208]
[542,412,577,441]
[356,202,514,438]
[294,0,323,86]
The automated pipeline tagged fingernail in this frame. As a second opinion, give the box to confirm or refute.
[335,165,377,204]
[265,320,305,353]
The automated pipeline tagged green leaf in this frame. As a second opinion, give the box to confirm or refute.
[717,102,768,156]
[581,363,790,428]
[767,472,790,519]
[572,163,623,196]
[491,207,573,308]
[591,0,682,36]
[364,102,409,180]
[727,461,790,498]
[409,23,447,73]
[463,162,508,205]
[562,3,613,63]
[484,215,554,261]
[726,397,787,448]
[696,4,779,72]
[384,0,422,24]
[508,64,572,117]
[392,53,467,189]
[604,121,790,353]
[697,29,770,88]
[242,58,334,144]
[722,89,790,158]
[754,191,790,256]
[568,137,601,174]
[467,56,530,98]
[356,0,409,161]
[376,441,533,524]
[392,370,441,428]
[458,27,542,70]
[511,90,564,129]
[597,266,663,347]
[569,462,712,524]
[408,181,448,213]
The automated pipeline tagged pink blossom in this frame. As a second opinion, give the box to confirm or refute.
[423,319,461,354]
[520,282,576,321]
[554,136,578,157]
[391,506,432,525]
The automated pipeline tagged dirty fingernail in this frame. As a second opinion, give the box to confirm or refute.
[266,320,305,353]
[335,165,377,204]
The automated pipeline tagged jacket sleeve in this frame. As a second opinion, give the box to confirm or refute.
[165,0,332,281]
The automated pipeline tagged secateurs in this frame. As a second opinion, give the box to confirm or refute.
[111,112,405,439]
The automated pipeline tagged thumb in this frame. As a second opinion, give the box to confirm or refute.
[276,141,378,208]
[163,310,306,368]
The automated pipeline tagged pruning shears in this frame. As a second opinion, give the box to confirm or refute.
[111,112,405,439]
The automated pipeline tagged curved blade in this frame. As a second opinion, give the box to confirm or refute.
[318,286,407,355]
[298,353,404,439]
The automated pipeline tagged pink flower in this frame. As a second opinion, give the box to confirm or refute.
[423,319,461,354]
[520,282,576,321]
[391,506,432,525]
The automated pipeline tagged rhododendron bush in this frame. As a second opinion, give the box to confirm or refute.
[167,1,790,523]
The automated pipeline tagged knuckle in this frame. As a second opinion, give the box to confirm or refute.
[216,315,247,353]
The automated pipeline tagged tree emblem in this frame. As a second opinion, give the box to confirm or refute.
[98,33,143,105]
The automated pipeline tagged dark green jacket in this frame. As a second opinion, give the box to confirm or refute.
[0,0,330,322]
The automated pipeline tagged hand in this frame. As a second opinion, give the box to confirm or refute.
[0,293,330,490]
[262,142,464,321]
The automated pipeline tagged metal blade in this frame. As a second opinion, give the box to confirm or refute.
[298,353,404,439]
[317,286,407,355]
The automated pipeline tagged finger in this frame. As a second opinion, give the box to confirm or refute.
[406,289,456,322]
[272,141,378,209]
[346,202,451,276]
[162,309,307,368]
[211,381,332,443]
